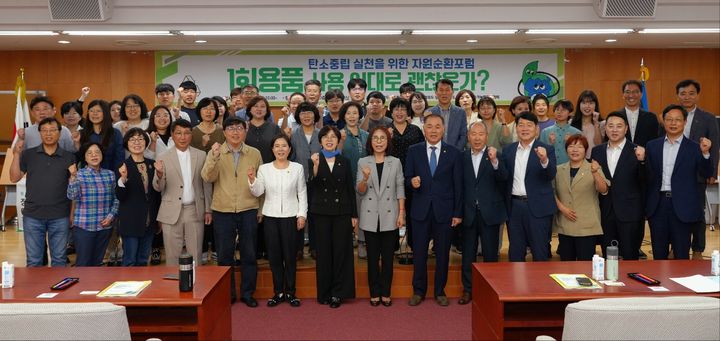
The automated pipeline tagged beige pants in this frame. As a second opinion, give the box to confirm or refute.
[162,204,204,266]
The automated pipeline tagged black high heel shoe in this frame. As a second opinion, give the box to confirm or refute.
[329,296,342,308]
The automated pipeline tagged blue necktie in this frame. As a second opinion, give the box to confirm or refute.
[429,146,437,176]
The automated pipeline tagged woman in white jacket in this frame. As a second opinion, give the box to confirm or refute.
[249,134,307,307]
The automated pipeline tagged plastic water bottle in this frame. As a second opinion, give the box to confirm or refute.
[711,250,720,276]
[592,254,605,281]
[606,241,619,281]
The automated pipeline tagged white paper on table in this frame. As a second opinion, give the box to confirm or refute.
[648,286,669,292]
[670,275,720,293]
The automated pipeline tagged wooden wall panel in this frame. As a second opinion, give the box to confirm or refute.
[0,50,155,144]
[565,48,720,118]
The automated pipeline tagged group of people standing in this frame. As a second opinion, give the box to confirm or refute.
[8,75,716,309]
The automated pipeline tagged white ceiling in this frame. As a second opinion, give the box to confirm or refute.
[0,0,718,50]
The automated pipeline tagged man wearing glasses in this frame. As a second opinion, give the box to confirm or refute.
[10,117,76,267]
[609,80,660,148]
[202,117,263,306]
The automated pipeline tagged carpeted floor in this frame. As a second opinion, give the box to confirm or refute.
[231,298,471,340]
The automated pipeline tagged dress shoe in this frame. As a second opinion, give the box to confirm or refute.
[267,293,284,307]
[240,297,258,308]
[435,295,449,306]
[286,294,301,307]
[458,292,472,305]
[408,294,424,306]
[381,297,392,307]
[329,296,342,308]
[370,298,381,307]
[150,248,161,265]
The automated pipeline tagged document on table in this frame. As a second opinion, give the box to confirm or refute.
[670,275,720,293]
[550,274,601,289]
[97,281,152,297]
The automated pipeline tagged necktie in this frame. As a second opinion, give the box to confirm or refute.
[430,146,437,176]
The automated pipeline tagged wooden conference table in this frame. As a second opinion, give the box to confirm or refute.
[0,266,232,340]
[472,260,720,341]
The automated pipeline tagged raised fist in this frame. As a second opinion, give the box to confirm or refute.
[118,164,128,182]
[310,153,320,166]
[247,167,256,183]
[361,166,371,181]
[700,137,712,154]
[487,146,497,162]
[634,146,645,161]
[548,132,556,145]
[411,176,421,189]
[534,146,548,164]
[154,160,165,177]
[590,159,601,173]
[211,142,221,157]
[68,164,78,179]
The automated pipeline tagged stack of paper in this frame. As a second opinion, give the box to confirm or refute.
[97,281,152,297]
[670,275,720,293]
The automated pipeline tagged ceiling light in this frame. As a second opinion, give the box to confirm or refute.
[0,31,58,36]
[605,39,617,43]
[297,30,402,35]
[194,40,207,43]
[466,39,479,43]
[526,29,632,34]
[57,40,71,44]
[639,28,720,34]
[63,31,172,36]
[413,30,517,35]
[181,30,287,36]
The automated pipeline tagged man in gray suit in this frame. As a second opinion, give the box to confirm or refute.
[677,79,719,260]
[153,119,212,266]
[428,79,468,151]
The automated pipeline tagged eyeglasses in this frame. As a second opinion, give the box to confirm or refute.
[242,90,258,96]
[225,126,245,132]
[350,87,365,93]
[129,137,145,144]
[623,90,642,95]
[40,128,59,134]
[372,136,387,141]
[125,104,141,110]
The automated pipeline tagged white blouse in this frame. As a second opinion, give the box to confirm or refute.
[248,161,307,218]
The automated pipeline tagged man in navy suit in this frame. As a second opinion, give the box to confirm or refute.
[404,114,463,307]
[458,121,508,305]
[676,79,719,260]
[645,104,713,260]
[502,112,557,262]
[590,112,647,260]
[428,79,468,151]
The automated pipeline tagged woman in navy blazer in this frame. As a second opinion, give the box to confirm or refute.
[309,125,357,308]
[115,127,160,266]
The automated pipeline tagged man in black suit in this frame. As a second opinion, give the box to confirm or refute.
[608,80,660,258]
[458,121,508,305]
[609,80,661,148]
[676,79,719,260]
[591,112,646,260]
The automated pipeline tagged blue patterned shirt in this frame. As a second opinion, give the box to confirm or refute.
[67,167,119,231]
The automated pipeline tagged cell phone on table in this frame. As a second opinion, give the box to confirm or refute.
[51,277,79,290]
[627,272,661,285]
[576,277,593,286]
